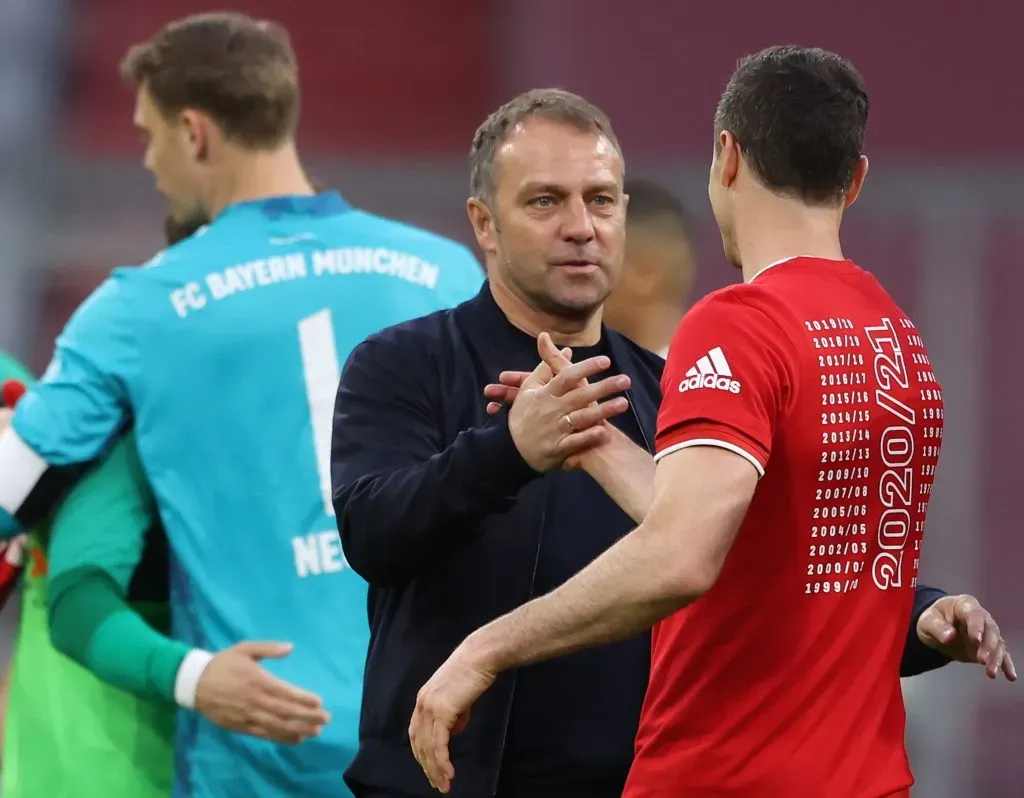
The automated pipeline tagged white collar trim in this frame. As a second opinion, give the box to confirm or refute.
[746,255,801,283]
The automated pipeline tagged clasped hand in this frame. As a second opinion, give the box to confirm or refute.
[501,333,629,472]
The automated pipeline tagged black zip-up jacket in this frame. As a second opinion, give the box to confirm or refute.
[331,284,949,798]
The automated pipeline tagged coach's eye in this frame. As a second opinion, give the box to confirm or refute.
[530,196,555,208]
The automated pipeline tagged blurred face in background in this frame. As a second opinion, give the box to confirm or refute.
[469,117,627,322]
[133,85,207,223]
[603,219,695,336]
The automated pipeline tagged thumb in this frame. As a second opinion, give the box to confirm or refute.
[235,641,294,660]
[537,333,573,376]
[918,612,957,645]
[520,358,554,389]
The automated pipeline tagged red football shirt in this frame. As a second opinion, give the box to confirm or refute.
[626,257,943,798]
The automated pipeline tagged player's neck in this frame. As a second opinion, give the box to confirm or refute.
[208,142,315,219]
[488,276,603,347]
[735,201,845,283]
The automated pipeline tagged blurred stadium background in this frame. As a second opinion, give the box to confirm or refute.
[0,1,1019,794]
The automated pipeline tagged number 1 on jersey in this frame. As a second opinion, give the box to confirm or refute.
[298,309,341,517]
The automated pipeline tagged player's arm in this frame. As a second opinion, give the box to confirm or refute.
[903,585,952,675]
[456,293,792,666]
[0,276,136,536]
[332,332,540,586]
[46,435,330,742]
[45,434,191,701]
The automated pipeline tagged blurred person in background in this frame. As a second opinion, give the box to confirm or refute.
[333,87,979,798]
[0,11,482,798]
[603,179,696,356]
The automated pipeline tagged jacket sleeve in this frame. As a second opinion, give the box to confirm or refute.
[331,332,539,585]
[900,584,952,677]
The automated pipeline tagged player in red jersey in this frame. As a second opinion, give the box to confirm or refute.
[408,46,1015,797]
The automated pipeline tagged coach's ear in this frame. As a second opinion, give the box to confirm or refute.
[467,197,497,257]
[844,155,870,209]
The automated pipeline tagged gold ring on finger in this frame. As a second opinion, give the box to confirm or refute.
[563,413,576,433]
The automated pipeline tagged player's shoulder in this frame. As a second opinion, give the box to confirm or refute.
[133,224,215,274]
[347,210,480,268]
[686,280,798,332]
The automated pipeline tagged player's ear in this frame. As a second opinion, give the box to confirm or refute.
[467,197,498,256]
[843,155,869,209]
[180,109,211,162]
[716,131,740,189]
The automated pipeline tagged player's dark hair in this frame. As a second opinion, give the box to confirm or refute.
[469,88,621,205]
[624,179,695,241]
[121,12,300,149]
[163,212,208,246]
[714,45,869,205]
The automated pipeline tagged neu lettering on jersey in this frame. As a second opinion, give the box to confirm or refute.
[635,257,943,797]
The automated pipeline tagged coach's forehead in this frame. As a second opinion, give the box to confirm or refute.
[493,116,622,192]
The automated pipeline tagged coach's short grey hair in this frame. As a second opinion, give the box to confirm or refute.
[469,88,622,205]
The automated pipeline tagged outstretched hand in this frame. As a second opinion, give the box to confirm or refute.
[917,594,1016,681]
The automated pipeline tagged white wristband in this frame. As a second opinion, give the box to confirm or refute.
[174,649,215,710]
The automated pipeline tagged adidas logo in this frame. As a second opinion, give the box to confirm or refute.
[678,346,741,394]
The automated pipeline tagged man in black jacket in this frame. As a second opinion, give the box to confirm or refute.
[331,88,958,798]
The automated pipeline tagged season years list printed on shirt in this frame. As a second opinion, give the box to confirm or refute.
[889,318,943,590]
[806,317,871,596]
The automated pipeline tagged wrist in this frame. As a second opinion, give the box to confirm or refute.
[174,648,215,709]
[463,623,512,674]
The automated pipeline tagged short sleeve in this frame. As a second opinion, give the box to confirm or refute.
[0,274,137,534]
[655,289,798,476]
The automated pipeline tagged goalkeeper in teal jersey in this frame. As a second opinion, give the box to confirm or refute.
[0,12,483,798]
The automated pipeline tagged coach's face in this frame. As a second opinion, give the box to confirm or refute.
[471,117,627,321]
[134,86,206,224]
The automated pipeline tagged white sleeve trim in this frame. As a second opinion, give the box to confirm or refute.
[0,426,48,514]
[174,649,216,710]
[654,438,765,478]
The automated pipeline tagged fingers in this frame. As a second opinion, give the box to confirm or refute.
[410,701,453,794]
[499,370,533,389]
[258,692,330,729]
[235,641,294,660]
[244,707,319,744]
[565,398,629,433]
[261,672,326,710]
[977,614,1002,669]
[519,358,555,390]
[1002,649,1018,681]
[555,425,607,457]
[484,384,519,402]
[548,356,618,397]
[560,374,631,412]
[537,333,573,377]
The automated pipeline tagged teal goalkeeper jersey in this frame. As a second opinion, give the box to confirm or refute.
[0,192,484,797]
